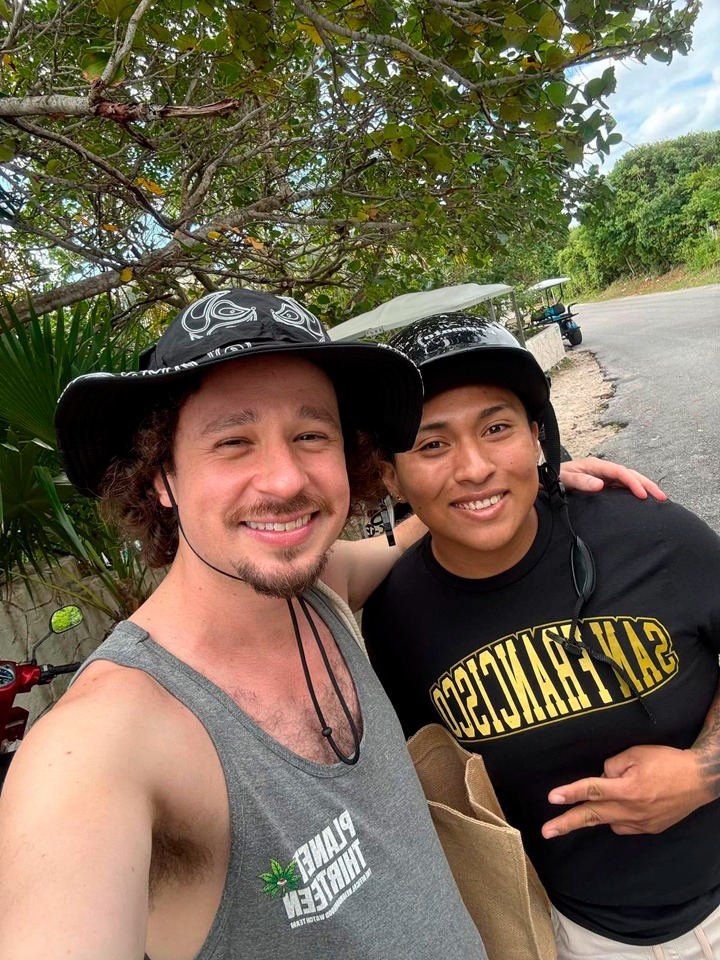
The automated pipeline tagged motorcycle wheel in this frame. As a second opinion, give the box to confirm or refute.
[566,328,582,346]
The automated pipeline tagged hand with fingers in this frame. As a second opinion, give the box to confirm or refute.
[542,744,716,839]
[559,457,667,500]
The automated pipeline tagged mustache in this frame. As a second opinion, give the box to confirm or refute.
[227,494,333,525]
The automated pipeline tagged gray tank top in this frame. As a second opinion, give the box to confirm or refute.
[78,585,486,960]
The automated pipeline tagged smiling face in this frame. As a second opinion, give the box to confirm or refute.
[156,354,351,598]
[384,383,541,579]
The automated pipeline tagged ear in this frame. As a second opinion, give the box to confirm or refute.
[153,468,173,509]
[531,420,541,461]
[380,460,404,502]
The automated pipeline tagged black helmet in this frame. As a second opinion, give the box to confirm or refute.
[389,313,550,422]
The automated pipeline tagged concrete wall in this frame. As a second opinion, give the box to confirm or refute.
[525,323,564,372]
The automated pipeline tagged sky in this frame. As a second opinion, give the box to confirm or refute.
[582,1,720,170]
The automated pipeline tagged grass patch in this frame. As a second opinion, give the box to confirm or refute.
[581,264,720,303]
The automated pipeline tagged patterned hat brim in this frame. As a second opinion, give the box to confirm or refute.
[55,339,422,497]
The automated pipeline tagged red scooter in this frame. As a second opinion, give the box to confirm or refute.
[0,605,83,791]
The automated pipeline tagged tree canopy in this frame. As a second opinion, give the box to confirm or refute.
[559,130,720,290]
[0,0,698,324]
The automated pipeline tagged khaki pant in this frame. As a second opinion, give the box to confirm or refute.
[552,902,720,960]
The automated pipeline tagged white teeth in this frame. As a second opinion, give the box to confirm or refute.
[246,514,311,531]
[455,494,504,511]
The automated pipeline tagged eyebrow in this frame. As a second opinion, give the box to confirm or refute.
[201,405,340,437]
[201,410,258,436]
[416,402,513,435]
[297,405,341,429]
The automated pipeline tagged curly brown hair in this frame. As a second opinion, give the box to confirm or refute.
[99,383,388,568]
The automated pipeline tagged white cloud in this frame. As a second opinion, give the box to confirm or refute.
[579,2,720,168]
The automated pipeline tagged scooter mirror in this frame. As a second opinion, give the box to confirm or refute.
[49,605,83,634]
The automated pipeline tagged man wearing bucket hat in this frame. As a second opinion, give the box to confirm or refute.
[0,288,660,960]
[0,289,492,960]
[362,313,720,959]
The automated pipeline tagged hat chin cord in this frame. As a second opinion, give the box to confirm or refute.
[158,466,360,765]
[538,461,653,722]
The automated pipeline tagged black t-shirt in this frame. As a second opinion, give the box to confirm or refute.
[363,491,720,944]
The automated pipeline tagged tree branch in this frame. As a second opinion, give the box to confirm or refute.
[98,0,155,88]
[0,0,25,53]
[0,93,242,121]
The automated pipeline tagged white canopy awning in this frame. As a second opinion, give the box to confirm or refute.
[527,277,571,294]
[328,283,514,341]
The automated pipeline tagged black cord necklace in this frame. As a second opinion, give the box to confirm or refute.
[287,596,361,765]
[159,466,361,763]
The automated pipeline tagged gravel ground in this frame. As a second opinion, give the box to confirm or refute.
[547,349,619,458]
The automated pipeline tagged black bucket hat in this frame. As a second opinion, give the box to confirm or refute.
[389,313,550,423]
[55,289,423,497]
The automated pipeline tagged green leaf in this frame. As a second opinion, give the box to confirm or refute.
[601,66,616,94]
[546,81,567,107]
[650,48,672,63]
[585,76,607,101]
[175,34,199,53]
[561,138,584,164]
[146,22,173,44]
[0,140,15,162]
[94,0,135,19]
[565,0,594,22]
[342,88,363,105]
[421,145,454,174]
[536,9,563,42]
[532,107,558,132]
[498,99,522,122]
[80,50,111,81]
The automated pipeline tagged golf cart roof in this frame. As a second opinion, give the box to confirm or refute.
[527,277,571,294]
[327,282,514,341]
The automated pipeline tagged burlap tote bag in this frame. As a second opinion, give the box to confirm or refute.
[407,723,556,960]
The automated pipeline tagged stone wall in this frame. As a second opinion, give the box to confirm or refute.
[525,323,565,371]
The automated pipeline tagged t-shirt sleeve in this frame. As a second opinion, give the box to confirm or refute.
[660,499,720,652]
[362,582,399,697]
[362,578,419,737]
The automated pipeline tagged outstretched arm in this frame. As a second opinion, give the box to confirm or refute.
[542,680,720,839]
[0,687,153,959]
[325,458,666,610]
[324,513,427,611]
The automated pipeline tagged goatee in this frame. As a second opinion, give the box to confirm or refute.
[232,550,330,599]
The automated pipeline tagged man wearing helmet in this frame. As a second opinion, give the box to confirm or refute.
[0,289,660,960]
[363,313,720,959]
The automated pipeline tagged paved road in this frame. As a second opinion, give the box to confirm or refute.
[575,284,720,532]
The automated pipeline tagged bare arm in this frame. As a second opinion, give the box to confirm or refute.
[324,514,427,611]
[0,691,153,959]
[542,680,720,839]
[325,459,666,610]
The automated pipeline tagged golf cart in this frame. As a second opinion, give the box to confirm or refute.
[328,282,526,344]
[527,277,582,347]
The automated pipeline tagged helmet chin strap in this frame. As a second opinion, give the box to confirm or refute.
[158,465,361,764]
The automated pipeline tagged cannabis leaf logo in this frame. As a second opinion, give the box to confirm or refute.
[260,859,300,898]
